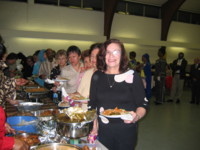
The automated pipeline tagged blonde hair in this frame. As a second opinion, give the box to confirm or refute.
[55,50,67,59]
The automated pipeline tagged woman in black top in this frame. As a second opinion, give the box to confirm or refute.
[22,56,34,79]
[89,39,148,150]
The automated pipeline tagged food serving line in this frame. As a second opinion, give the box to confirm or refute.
[5,82,108,150]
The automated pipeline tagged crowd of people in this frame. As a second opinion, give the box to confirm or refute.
[129,48,200,105]
[0,34,199,150]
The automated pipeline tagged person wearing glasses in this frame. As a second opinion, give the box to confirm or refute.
[89,39,148,150]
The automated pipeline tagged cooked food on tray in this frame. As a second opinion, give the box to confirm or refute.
[16,133,40,146]
[70,94,87,100]
[25,87,48,93]
[102,107,128,116]
[16,112,34,116]
[58,101,70,107]
[39,109,59,117]
[82,145,90,150]
[57,107,96,123]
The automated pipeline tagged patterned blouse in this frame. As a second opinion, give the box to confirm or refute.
[0,60,16,107]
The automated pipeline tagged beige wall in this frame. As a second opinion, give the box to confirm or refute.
[0,1,106,55]
[0,1,199,64]
[111,13,200,64]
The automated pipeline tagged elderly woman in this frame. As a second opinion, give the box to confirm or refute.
[89,39,148,150]
[0,43,29,150]
[45,50,68,90]
[60,46,83,93]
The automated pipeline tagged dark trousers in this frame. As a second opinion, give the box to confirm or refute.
[155,76,165,103]
[191,81,200,103]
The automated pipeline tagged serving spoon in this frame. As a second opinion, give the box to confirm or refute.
[99,115,109,124]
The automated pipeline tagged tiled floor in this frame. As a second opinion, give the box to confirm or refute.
[136,88,200,150]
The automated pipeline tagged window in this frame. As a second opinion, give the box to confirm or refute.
[35,0,58,6]
[191,13,200,25]
[178,11,191,23]
[116,1,126,13]
[60,0,81,7]
[0,0,27,2]
[128,2,143,16]
[145,5,160,18]
[83,0,103,11]
[172,12,178,21]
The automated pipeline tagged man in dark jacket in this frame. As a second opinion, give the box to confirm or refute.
[168,52,188,103]
[190,57,200,104]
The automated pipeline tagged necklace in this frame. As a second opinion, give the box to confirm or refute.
[107,75,115,88]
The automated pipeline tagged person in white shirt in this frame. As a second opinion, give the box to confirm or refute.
[60,46,83,93]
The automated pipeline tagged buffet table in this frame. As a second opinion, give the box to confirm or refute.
[5,87,108,150]
[5,97,58,117]
[80,137,108,150]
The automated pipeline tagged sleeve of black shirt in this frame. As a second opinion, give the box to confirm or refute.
[88,71,100,110]
[133,71,149,110]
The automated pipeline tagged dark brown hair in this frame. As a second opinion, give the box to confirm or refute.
[89,43,102,55]
[97,39,128,73]
[81,49,90,61]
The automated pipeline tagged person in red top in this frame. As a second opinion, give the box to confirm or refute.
[0,43,29,150]
[0,106,29,150]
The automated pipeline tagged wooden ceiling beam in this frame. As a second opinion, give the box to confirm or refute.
[161,0,186,41]
[104,0,119,39]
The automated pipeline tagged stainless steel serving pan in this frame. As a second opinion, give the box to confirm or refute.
[31,143,81,150]
[31,109,58,121]
[56,119,94,139]
[24,87,49,95]
[15,102,43,112]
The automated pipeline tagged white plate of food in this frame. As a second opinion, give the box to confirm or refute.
[100,107,130,118]
[55,77,69,82]
[58,101,70,110]
[70,95,89,102]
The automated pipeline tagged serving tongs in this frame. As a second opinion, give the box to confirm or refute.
[17,120,39,126]
[61,87,75,106]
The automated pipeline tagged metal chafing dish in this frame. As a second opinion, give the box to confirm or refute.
[24,87,49,102]
[56,120,93,139]
[56,108,96,139]
[24,87,49,94]
[31,143,81,150]
[15,102,43,112]
[24,84,39,89]
[31,109,59,121]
